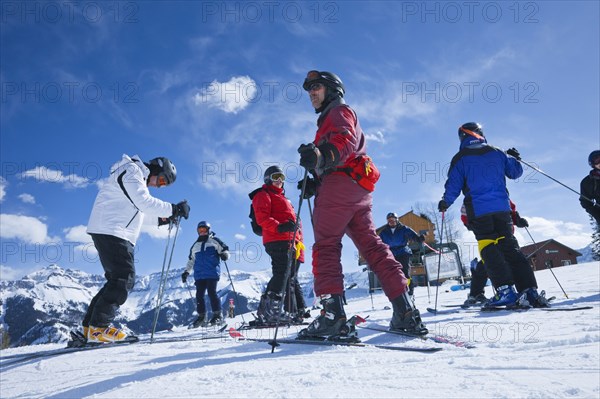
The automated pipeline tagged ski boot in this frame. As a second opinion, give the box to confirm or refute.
[463,293,488,306]
[483,285,521,309]
[256,291,291,325]
[390,291,428,335]
[297,294,358,342]
[208,311,223,326]
[520,288,550,308]
[190,313,206,329]
[87,325,129,343]
[67,328,88,348]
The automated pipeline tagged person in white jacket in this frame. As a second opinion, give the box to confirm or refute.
[83,154,190,344]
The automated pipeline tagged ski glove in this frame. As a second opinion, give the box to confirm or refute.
[438,200,449,212]
[506,148,521,160]
[157,217,171,226]
[181,271,189,283]
[277,220,296,233]
[418,234,426,242]
[298,177,317,199]
[220,251,230,261]
[515,213,529,228]
[172,200,190,219]
[298,143,340,172]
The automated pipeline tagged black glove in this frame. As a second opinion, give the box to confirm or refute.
[181,271,189,283]
[172,200,190,219]
[515,214,529,228]
[418,234,426,242]
[507,148,521,160]
[438,200,449,212]
[158,217,172,226]
[298,143,319,170]
[220,251,230,261]
[298,177,317,199]
[277,220,296,233]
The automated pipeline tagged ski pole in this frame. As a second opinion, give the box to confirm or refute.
[524,226,569,299]
[433,211,446,313]
[185,279,195,300]
[270,169,308,353]
[517,158,600,207]
[223,260,246,325]
[307,197,315,228]
[151,216,182,342]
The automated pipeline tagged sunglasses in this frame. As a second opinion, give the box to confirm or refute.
[308,82,324,92]
[270,172,285,182]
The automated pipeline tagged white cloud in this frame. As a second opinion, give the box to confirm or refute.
[364,130,386,143]
[20,166,89,188]
[141,217,175,240]
[0,264,24,281]
[0,177,6,202]
[0,214,56,244]
[193,76,257,114]
[234,233,246,241]
[18,193,36,204]
[63,225,92,243]
[514,216,592,250]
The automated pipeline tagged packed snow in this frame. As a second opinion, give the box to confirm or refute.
[1,261,598,399]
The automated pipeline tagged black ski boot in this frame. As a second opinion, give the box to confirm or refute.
[297,294,358,342]
[190,313,206,329]
[390,291,428,335]
[208,311,223,326]
[257,291,291,325]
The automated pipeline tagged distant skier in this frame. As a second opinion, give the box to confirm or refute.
[580,150,600,226]
[378,212,425,296]
[83,154,189,343]
[296,70,427,341]
[228,298,235,319]
[182,221,229,328]
[250,166,307,325]
[439,122,546,309]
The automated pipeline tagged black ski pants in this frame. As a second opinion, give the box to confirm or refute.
[470,212,537,291]
[469,259,488,297]
[84,234,135,328]
[264,240,291,296]
[284,260,307,313]
[394,253,414,295]
[195,279,220,315]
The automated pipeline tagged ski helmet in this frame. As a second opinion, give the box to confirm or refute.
[148,157,177,186]
[303,70,345,97]
[264,165,285,184]
[588,150,600,167]
[386,212,398,220]
[197,221,211,231]
[458,122,484,141]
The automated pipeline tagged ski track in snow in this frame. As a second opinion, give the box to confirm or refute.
[1,262,599,398]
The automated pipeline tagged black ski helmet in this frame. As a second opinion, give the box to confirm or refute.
[264,165,285,184]
[197,221,211,231]
[588,150,600,167]
[148,157,177,185]
[386,212,398,220]
[303,70,345,97]
[458,122,484,141]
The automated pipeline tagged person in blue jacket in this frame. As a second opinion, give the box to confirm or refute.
[438,122,545,308]
[378,212,425,296]
[182,221,230,327]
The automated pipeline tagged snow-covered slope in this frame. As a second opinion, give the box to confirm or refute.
[1,262,598,398]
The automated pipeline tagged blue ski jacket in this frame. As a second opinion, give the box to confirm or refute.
[379,224,420,256]
[184,233,228,280]
[442,137,523,218]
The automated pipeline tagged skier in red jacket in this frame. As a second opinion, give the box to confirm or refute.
[251,165,307,325]
[296,70,427,340]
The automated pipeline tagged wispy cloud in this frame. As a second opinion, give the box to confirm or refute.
[193,76,258,114]
[0,177,6,202]
[20,166,89,188]
[234,233,246,240]
[17,193,35,204]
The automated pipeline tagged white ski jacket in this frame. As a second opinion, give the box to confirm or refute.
[87,154,173,245]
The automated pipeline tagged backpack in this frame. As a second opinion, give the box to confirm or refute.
[248,188,265,236]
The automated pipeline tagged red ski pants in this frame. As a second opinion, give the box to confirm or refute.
[312,174,408,300]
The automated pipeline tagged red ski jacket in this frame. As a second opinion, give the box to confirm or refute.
[252,184,304,262]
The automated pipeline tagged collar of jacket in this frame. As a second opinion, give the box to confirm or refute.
[590,169,600,179]
[459,136,488,150]
[316,97,346,127]
[263,183,284,195]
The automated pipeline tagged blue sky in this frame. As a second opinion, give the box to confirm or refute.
[1,1,599,280]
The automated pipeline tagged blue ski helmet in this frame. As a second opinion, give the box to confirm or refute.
[197,221,211,231]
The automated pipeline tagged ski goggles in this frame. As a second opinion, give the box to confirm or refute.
[197,226,209,233]
[307,82,324,92]
[270,172,285,182]
[157,175,170,187]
